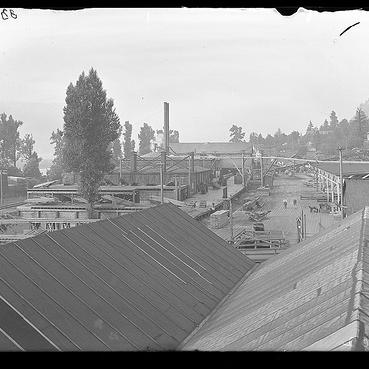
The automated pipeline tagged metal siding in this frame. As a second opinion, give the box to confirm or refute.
[39,231,186,347]
[147,205,254,273]
[76,224,207,323]
[0,248,112,350]
[2,241,143,351]
[0,296,58,351]
[112,212,235,294]
[24,234,174,350]
[95,218,218,309]
[135,207,246,286]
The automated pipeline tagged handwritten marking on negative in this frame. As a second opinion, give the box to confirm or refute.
[1,9,17,20]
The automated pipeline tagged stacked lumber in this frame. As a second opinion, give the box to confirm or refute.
[210,210,229,229]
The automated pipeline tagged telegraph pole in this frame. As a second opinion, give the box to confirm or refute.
[338,146,344,219]
[260,150,264,187]
[160,162,164,204]
[229,198,234,243]
[0,169,3,216]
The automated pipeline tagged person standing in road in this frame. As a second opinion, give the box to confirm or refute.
[293,199,297,207]
[283,199,288,209]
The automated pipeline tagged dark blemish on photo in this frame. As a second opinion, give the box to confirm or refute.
[340,22,360,37]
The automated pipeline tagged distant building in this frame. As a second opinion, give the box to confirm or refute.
[170,142,251,155]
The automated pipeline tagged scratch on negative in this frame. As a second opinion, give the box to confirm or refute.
[340,22,360,37]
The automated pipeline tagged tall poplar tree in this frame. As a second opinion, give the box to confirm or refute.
[62,68,121,215]
[123,121,135,159]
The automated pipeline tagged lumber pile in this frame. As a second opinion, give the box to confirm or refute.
[210,210,229,229]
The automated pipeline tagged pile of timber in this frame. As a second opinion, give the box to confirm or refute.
[256,186,270,196]
[210,210,229,229]
[300,192,327,201]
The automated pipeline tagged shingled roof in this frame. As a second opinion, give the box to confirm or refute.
[0,203,254,351]
[181,207,369,351]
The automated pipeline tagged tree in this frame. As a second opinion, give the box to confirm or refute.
[20,133,35,161]
[264,134,274,147]
[321,119,329,130]
[229,125,245,143]
[48,129,65,180]
[351,108,369,144]
[138,123,155,155]
[288,131,300,150]
[169,129,179,143]
[123,121,135,159]
[249,132,258,146]
[257,133,264,145]
[111,126,123,162]
[329,111,339,130]
[0,113,23,167]
[306,121,314,135]
[23,152,42,178]
[62,68,121,214]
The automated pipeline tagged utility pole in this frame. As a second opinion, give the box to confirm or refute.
[241,151,245,187]
[229,198,234,243]
[260,151,264,187]
[119,157,122,184]
[160,162,164,204]
[0,169,3,216]
[338,146,344,219]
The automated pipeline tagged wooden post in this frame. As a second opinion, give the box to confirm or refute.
[160,162,164,204]
[338,146,344,219]
[0,170,3,216]
[164,102,170,154]
[229,198,233,243]
[260,151,264,187]
[241,151,245,187]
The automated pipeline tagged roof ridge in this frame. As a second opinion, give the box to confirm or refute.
[351,206,369,350]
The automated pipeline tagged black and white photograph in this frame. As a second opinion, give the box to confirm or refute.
[1,7,369,351]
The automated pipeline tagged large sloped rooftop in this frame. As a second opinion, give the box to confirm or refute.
[0,203,255,351]
[181,207,369,351]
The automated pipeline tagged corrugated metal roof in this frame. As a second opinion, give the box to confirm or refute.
[314,162,369,177]
[170,142,251,154]
[0,203,254,351]
[181,207,369,351]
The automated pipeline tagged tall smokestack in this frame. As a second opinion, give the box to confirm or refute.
[164,102,169,154]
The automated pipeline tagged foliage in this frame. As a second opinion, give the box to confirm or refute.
[62,68,121,207]
[48,129,64,180]
[20,133,35,161]
[111,126,123,162]
[123,121,135,158]
[229,125,245,143]
[23,152,42,178]
[0,113,23,167]
[169,129,179,143]
[138,123,155,155]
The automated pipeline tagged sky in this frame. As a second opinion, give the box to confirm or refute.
[2,7,369,161]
